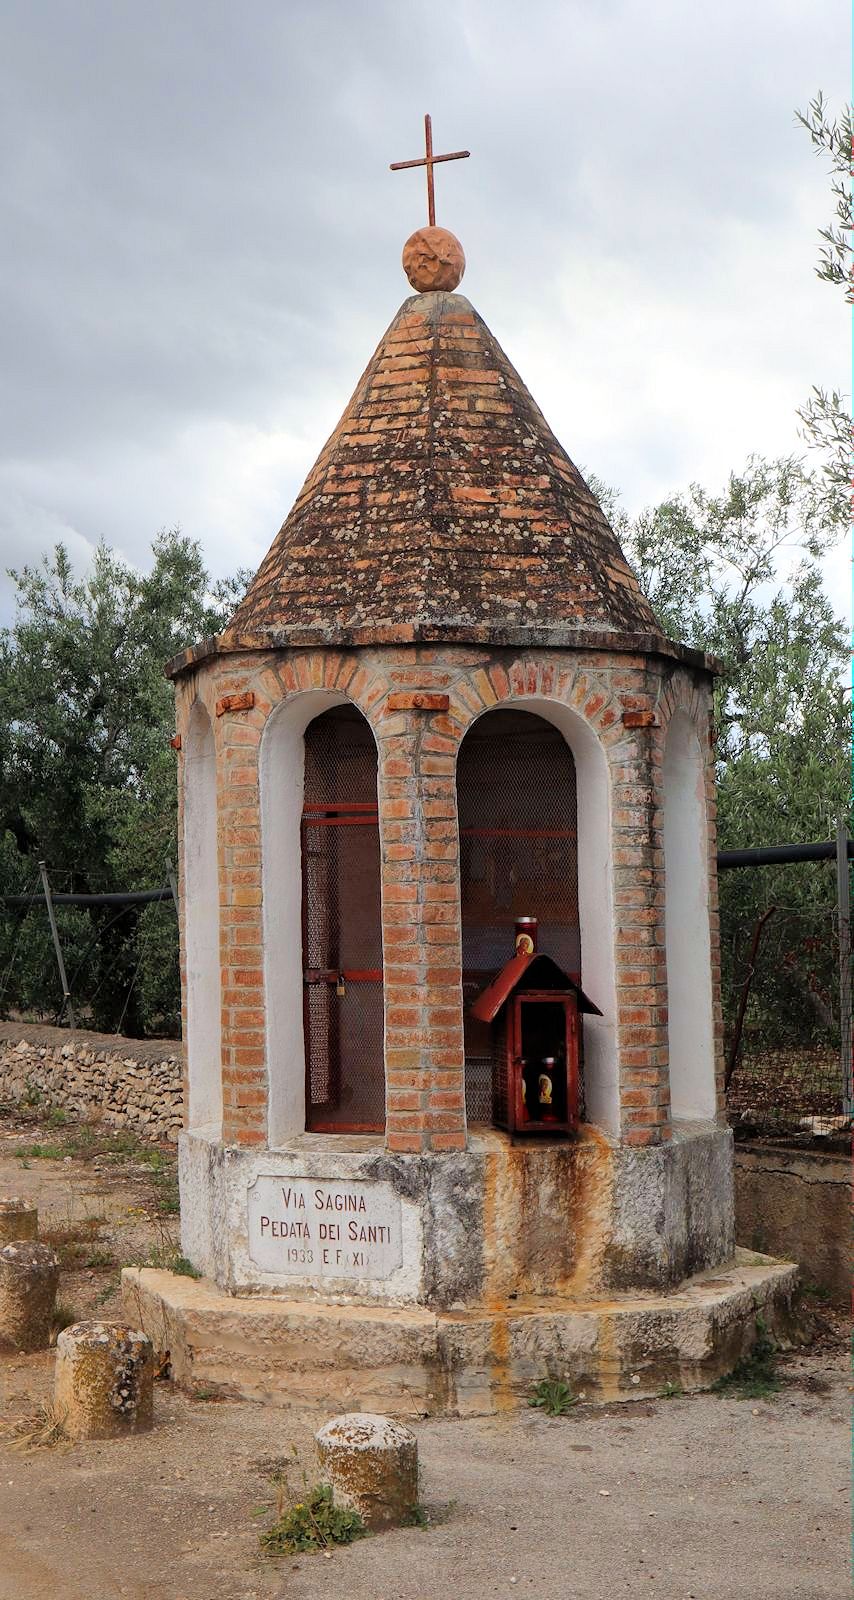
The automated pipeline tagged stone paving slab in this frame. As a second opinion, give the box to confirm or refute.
[122,1249,801,1415]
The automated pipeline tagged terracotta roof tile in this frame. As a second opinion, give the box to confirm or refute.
[224,290,665,646]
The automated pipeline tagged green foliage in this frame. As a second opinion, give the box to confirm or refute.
[793,93,852,530]
[796,387,849,529]
[528,1378,578,1416]
[137,1243,199,1277]
[132,1146,169,1169]
[713,1315,780,1400]
[594,454,849,1049]
[171,1255,202,1279]
[50,1304,78,1340]
[259,1483,368,1557]
[405,1503,432,1528]
[149,1166,180,1215]
[15,1142,65,1161]
[137,1243,184,1272]
[795,93,853,298]
[0,531,249,1034]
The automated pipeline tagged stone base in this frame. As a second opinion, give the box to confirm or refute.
[121,1249,801,1416]
[179,1122,736,1306]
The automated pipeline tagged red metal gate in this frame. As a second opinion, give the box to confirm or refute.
[301,706,385,1132]
[457,709,580,1124]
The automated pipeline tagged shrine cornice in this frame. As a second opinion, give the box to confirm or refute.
[164,625,721,681]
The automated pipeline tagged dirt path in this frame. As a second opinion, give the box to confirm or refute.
[0,1110,848,1600]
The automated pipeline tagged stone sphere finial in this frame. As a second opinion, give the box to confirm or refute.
[402,226,465,293]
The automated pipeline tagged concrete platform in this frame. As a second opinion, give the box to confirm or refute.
[121,1249,802,1416]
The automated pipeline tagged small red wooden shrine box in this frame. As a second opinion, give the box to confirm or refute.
[470,919,601,1136]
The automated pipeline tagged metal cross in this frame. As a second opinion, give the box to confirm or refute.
[390,114,470,228]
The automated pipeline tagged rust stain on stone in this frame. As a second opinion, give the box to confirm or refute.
[478,1129,615,1306]
[488,1308,516,1412]
[559,1127,616,1301]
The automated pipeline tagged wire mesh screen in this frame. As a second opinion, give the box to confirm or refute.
[302,706,384,1132]
[723,884,846,1139]
[458,710,580,1125]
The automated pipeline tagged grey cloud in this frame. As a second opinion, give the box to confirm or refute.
[0,0,846,624]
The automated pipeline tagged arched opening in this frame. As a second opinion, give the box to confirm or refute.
[663,710,717,1120]
[261,695,385,1141]
[457,708,581,1126]
[301,705,384,1133]
[184,701,222,1135]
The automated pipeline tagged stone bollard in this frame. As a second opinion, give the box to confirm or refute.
[0,1241,59,1351]
[316,1413,418,1531]
[0,1197,38,1246]
[55,1321,154,1440]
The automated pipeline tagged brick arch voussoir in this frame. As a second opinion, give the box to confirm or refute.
[656,677,712,776]
[449,655,622,758]
[228,652,393,750]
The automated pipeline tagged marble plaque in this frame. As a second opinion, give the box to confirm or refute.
[246,1175,403,1280]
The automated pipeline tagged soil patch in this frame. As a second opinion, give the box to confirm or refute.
[0,1107,847,1600]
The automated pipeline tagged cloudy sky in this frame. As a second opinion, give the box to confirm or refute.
[0,0,848,626]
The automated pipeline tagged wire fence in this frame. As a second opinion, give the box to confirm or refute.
[0,867,179,1039]
[724,903,845,1135]
[1,840,851,1137]
[722,841,851,1140]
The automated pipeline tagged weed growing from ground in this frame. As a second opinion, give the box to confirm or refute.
[83,1247,118,1271]
[40,1217,117,1273]
[136,1242,199,1277]
[259,1483,367,1556]
[0,1402,68,1451]
[150,1168,180,1214]
[528,1378,578,1416]
[713,1315,780,1400]
[172,1255,200,1277]
[658,1381,684,1399]
[133,1148,166,1168]
[15,1143,65,1161]
[12,1121,174,1166]
[50,1304,78,1342]
[405,1503,431,1528]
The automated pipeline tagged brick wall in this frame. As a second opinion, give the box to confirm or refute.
[175,642,719,1152]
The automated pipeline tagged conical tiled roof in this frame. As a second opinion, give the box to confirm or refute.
[221,290,666,648]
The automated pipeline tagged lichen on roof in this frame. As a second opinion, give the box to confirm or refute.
[222,289,666,649]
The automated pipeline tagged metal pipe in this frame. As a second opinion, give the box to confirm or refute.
[38,861,76,1029]
[718,840,853,869]
[0,887,174,907]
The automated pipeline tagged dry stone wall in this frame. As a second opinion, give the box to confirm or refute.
[0,1023,183,1144]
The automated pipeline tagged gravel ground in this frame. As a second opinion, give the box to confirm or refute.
[0,1110,848,1600]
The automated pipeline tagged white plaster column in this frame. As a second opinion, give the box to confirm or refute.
[184,700,222,1136]
[663,710,717,1120]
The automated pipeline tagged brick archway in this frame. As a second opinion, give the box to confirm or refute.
[456,706,581,1126]
[302,704,385,1133]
